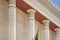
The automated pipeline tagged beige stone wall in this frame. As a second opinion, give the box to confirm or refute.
[16,7,28,40]
[0,0,8,40]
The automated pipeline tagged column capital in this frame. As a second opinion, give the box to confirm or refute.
[42,20,50,23]
[27,9,36,13]
[42,20,50,29]
[8,0,16,7]
[55,28,60,40]
[9,0,16,4]
[55,28,60,31]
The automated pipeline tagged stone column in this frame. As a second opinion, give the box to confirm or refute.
[8,0,16,40]
[27,9,36,40]
[55,28,60,40]
[42,20,50,40]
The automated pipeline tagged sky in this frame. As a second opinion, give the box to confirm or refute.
[51,0,60,9]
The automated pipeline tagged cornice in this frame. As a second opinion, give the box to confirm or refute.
[37,0,60,19]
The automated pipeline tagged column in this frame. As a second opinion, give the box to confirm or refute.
[42,20,50,40]
[8,0,16,40]
[55,28,60,40]
[27,9,36,40]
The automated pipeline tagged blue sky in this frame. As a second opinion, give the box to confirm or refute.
[51,0,60,8]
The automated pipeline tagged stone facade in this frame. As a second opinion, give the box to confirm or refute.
[0,0,59,40]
